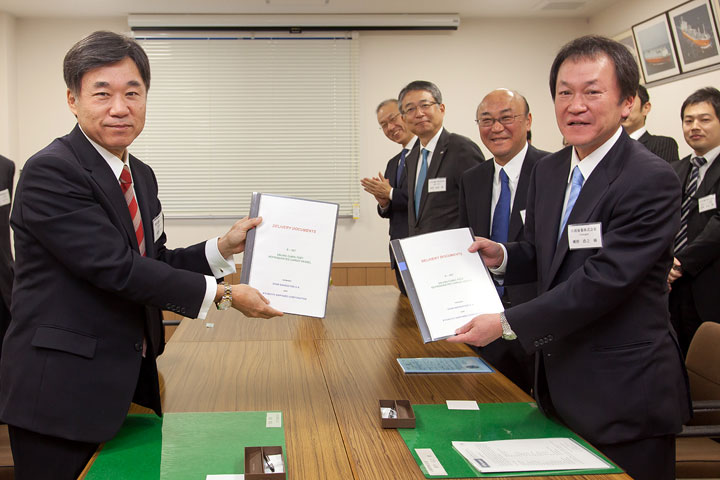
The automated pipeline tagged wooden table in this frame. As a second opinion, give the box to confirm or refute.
[88,286,632,480]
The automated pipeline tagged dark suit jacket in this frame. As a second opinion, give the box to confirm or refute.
[672,154,720,321]
[0,125,212,443]
[638,131,679,164]
[458,144,547,393]
[0,156,14,313]
[378,141,418,266]
[504,132,690,446]
[406,129,484,236]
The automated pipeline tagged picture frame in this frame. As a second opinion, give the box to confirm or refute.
[668,0,720,72]
[613,29,645,84]
[633,13,681,83]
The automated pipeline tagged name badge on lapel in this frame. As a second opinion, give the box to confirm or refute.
[0,189,9,207]
[428,178,446,193]
[698,194,717,213]
[152,212,164,243]
[568,222,602,250]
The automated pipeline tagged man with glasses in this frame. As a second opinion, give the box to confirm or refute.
[361,99,417,295]
[398,80,484,237]
[457,89,548,394]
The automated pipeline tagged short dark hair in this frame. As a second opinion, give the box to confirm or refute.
[637,84,649,106]
[64,31,150,94]
[681,87,720,119]
[549,35,638,103]
[376,98,398,114]
[398,81,443,110]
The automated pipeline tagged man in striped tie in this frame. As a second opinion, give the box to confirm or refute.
[0,31,282,480]
[361,99,417,295]
[668,87,720,355]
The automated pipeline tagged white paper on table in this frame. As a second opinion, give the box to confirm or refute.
[245,194,338,318]
[396,228,503,341]
[206,475,244,479]
[452,438,611,473]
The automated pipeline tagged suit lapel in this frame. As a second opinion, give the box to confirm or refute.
[67,125,141,253]
[697,156,720,198]
[417,129,449,220]
[508,147,535,241]
[476,163,493,237]
[638,131,650,146]
[405,146,420,224]
[130,157,156,258]
[547,136,626,285]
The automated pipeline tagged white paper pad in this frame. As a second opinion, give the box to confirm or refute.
[446,400,479,410]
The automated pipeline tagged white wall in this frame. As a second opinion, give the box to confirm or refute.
[591,0,720,159]
[9,15,586,263]
[0,12,17,160]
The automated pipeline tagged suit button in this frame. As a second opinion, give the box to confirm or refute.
[548,335,553,341]
[534,341,540,347]
[134,342,142,352]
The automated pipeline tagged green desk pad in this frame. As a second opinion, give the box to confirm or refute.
[85,412,286,480]
[398,403,624,478]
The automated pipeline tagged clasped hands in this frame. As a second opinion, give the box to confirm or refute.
[360,172,392,208]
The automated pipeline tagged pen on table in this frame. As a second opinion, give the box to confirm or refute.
[263,451,275,472]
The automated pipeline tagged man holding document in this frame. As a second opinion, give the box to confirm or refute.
[448,35,690,480]
[0,31,281,480]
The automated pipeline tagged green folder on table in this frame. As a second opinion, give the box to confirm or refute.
[85,411,286,480]
[399,403,624,478]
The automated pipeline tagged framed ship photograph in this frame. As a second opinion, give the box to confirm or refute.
[633,14,681,82]
[669,0,720,72]
[613,29,645,83]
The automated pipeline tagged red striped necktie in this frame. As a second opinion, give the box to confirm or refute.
[119,164,146,256]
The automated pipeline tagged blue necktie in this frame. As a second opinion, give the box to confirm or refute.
[559,166,584,240]
[415,148,429,217]
[491,168,511,298]
[395,148,408,187]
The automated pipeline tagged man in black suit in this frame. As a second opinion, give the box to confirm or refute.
[0,31,282,480]
[622,84,679,163]
[0,155,14,358]
[398,81,484,236]
[458,89,548,394]
[668,87,720,355]
[361,99,417,295]
[449,36,690,480]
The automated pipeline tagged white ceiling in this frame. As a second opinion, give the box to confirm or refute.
[0,0,619,20]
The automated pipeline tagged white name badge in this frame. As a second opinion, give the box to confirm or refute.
[520,209,526,224]
[152,212,164,243]
[568,222,602,250]
[698,194,717,213]
[0,189,9,207]
[428,177,446,193]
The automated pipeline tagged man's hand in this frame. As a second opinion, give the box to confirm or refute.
[446,313,503,347]
[217,216,263,258]
[468,237,505,269]
[361,172,392,208]
[226,284,283,319]
[667,257,683,284]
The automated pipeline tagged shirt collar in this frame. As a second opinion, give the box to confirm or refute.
[628,126,647,141]
[694,144,720,166]
[79,126,129,181]
[420,127,444,153]
[494,141,528,184]
[403,136,418,151]
[569,126,623,184]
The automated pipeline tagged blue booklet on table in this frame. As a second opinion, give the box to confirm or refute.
[397,356,493,374]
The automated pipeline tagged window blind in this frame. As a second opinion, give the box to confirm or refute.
[131,33,360,218]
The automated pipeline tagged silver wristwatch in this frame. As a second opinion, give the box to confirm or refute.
[215,281,232,310]
[500,312,517,340]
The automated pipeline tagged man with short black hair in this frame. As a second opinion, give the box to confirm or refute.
[622,84,679,163]
[668,86,720,354]
[450,35,690,480]
[398,80,484,237]
[362,99,417,295]
[0,31,281,479]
